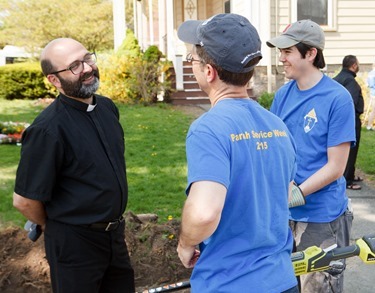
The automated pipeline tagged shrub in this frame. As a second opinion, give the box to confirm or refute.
[0,62,54,100]
[117,29,142,59]
[257,92,274,110]
[99,34,173,105]
[127,45,173,104]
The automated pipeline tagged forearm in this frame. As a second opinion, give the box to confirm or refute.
[299,165,342,196]
[299,143,350,196]
[13,192,47,228]
[179,207,221,248]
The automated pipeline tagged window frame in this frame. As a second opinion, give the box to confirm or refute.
[291,0,337,31]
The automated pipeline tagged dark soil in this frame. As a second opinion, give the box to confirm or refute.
[0,105,204,293]
[0,212,192,293]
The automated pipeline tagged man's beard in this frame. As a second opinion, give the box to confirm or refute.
[58,69,100,99]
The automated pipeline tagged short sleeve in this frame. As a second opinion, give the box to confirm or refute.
[14,126,64,201]
[185,131,230,195]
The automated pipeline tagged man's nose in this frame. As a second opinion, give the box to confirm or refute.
[279,52,286,62]
[82,61,94,73]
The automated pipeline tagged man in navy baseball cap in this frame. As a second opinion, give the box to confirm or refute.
[178,13,262,73]
[176,13,299,293]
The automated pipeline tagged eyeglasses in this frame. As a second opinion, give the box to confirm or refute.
[49,52,97,75]
[186,53,202,63]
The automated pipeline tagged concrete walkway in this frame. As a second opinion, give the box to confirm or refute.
[345,182,375,292]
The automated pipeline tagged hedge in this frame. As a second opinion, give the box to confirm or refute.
[0,62,54,100]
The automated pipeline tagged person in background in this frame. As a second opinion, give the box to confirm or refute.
[334,55,364,190]
[176,13,299,292]
[366,62,375,130]
[267,19,355,293]
[13,38,135,293]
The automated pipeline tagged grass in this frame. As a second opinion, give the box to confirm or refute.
[2,98,375,228]
[0,99,195,228]
[356,127,375,184]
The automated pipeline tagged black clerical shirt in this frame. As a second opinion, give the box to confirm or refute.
[14,94,128,225]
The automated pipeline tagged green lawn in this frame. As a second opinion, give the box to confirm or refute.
[356,128,375,181]
[2,98,375,228]
[0,99,195,228]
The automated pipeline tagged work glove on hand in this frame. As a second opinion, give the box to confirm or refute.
[289,184,306,208]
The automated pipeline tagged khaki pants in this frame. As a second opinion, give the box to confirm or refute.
[290,208,353,293]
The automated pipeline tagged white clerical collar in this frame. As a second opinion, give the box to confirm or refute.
[87,104,97,112]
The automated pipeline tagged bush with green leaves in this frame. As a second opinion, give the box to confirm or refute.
[0,62,54,100]
[257,92,275,110]
[99,31,173,105]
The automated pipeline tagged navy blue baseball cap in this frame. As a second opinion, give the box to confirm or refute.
[177,13,262,73]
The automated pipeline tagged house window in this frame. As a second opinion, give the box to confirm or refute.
[224,1,230,13]
[292,0,336,30]
[298,0,327,25]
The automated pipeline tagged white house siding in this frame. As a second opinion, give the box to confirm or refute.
[166,0,375,94]
[268,0,375,67]
[324,0,375,65]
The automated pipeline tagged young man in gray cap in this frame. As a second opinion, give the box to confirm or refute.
[267,20,355,293]
[176,13,299,292]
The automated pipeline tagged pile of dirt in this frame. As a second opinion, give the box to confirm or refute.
[0,105,204,293]
[0,212,192,293]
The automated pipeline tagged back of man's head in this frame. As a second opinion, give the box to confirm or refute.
[342,55,357,69]
[177,13,262,75]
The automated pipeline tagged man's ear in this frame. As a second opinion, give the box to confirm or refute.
[307,48,318,61]
[47,74,61,88]
[205,64,217,83]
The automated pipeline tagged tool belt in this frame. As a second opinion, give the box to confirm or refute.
[83,216,124,232]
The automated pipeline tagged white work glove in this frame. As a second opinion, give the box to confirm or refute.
[289,184,306,208]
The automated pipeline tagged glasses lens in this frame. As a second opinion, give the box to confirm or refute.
[85,53,96,66]
[69,61,83,75]
[69,53,96,74]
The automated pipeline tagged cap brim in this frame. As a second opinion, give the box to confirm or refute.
[177,20,204,44]
[266,35,299,49]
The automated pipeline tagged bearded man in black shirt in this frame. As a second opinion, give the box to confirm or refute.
[13,38,135,293]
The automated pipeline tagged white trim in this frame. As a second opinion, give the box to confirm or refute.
[158,0,167,55]
[112,0,126,50]
[149,0,154,44]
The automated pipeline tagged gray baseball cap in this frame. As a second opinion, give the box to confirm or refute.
[266,19,325,50]
[177,13,262,73]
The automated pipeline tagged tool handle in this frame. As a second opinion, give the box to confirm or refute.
[325,244,360,260]
[137,234,375,292]
[138,280,190,293]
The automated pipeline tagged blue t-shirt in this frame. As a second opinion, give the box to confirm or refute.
[270,75,356,223]
[186,98,297,292]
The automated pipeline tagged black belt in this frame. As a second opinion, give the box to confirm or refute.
[83,216,124,232]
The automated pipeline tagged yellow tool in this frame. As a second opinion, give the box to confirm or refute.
[292,234,375,276]
[138,234,375,292]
